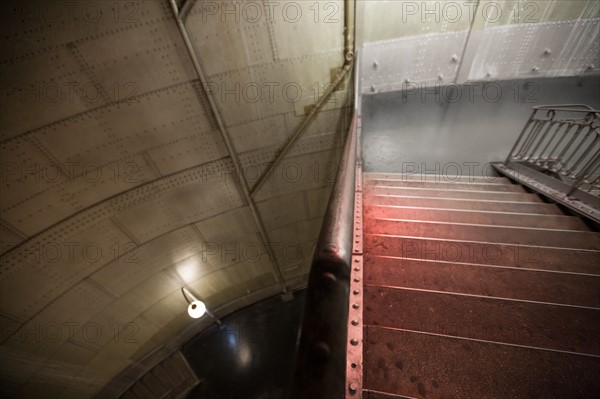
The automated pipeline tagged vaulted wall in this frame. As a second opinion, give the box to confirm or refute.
[0,1,350,397]
[1,1,598,398]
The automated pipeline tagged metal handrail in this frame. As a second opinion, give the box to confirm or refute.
[503,104,600,215]
[532,104,596,112]
[502,104,600,222]
[290,112,357,399]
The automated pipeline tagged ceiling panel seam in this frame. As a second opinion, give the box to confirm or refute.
[110,216,142,247]
[26,135,73,180]
[0,79,199,145]
[141,151,164,178]
[0,18,176,67]
[189,223,207,244]
[0,155,231,257]
[84,276,120,301]
[0,217,28,240]
[163,267,187,288]
[263,0,281,62]
[66,42,113,106]
[204,50,342,80]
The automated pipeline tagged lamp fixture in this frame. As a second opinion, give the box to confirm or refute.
[181,287,206,319]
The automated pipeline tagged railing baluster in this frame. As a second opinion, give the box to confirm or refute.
[529,120,559,162]
[553,123,589,175]
[506,110,537,163]
[520,120,547,160]
[567,134,599,179]
[538,122,568,167]
[568,152,600,195]
[547,124,581,173]
[502,104,599,219]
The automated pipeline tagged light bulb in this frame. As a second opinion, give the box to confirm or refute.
[187,300,206,319]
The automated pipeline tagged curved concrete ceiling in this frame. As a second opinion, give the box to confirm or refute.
[0,1,350,397]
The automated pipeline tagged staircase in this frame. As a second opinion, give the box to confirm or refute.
[361,172,600,398]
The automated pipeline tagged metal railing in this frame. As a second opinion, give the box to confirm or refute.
[290,112,357,399]
[506,104,600,195]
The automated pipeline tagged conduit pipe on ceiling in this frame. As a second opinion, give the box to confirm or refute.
[170,0,288,293]
[249,0,356,197]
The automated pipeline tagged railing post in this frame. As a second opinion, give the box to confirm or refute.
[505,109,538,164]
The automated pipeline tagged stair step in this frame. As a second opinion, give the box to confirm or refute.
[364,219,600,250]
[364,255,600,308]
[364,205,591,231]
[364,326,600,399]
[364,286,599,355]
[361,170,600,399]
[367,186,544,202]
[364,172,511,184]
[365,179,526,192]
[364,194,563,215]
[364,234,600,274]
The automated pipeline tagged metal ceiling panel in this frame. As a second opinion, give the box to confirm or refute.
[1,136,65,214]
[34,83,218,166]
[203,53,341,127]
[2,280,114,363]
[0,153,159,237]
[51,339,98,369]
[253,142,344,201]
[144,126,228,176]
[194,206,255,242]
[59,316,162,398]
[74,15,196,97]
[190,265,234,299]
[270,0,344,60]
[0,218,131,318]
[90,226,201,296]
[186,4,275,75]
[228,114,288,154]
[236,129,344,186]
[140,291,189,333]
[0,344,45,394]
[0,48,93,138]
[192,264,274,307]
[0,221,25,253]
[257,192,311,232]
[110,162,244,243]
[108,272,180,322]
[0,1,174,54]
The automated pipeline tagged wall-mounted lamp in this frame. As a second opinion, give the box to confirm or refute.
[181,287,206,319]
[181,288,222,325]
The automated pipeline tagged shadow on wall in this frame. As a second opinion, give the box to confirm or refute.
[361,76,600,176]
[183,290,306,399]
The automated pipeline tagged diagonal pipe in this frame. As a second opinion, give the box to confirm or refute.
[169,0,288,293]
[249,0,356,198]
